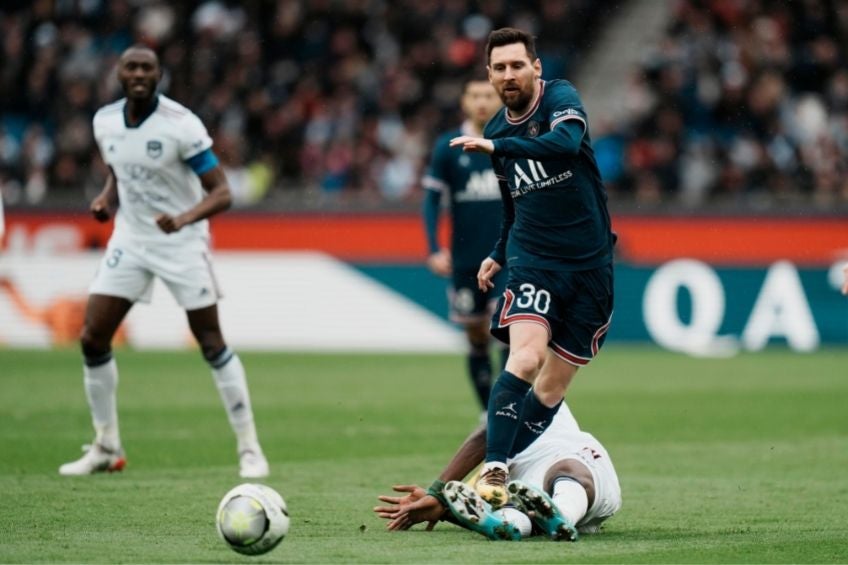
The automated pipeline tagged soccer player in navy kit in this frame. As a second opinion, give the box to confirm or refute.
[422,79,506,410]
[450,28,616,505]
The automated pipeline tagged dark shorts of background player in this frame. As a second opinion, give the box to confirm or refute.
[449,266,508,324]
[490,264,614,367]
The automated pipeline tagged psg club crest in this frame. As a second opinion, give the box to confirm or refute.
[527,121,540,137]
[147,140,163,159]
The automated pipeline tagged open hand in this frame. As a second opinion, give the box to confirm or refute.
[373,484,445,531]
[449,135,495,154]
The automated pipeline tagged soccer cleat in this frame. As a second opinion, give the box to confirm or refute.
[443,481,521,541]
[239,449,270,479]
[508,480,578,541]
[475,464,509,508]
[58,443,126,476]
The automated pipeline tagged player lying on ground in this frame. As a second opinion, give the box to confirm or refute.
[373,401,621,541]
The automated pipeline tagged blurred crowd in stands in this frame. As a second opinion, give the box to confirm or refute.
[1,0,846,210]
[596,0,848,209]
[0,0,607,208]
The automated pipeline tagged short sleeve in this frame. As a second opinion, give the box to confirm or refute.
[92,113,107,151]
[178,112,214,161]
[547,82,588,133]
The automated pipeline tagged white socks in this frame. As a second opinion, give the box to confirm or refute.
[552,477,589,526]
[495,506,533,537]
[82,350,261,456]
[83,358,121,451]
[210,352,260,453]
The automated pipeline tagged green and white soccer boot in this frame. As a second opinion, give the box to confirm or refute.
[443,480,521,541]
[507,480,578,541]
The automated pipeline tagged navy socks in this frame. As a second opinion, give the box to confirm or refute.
[486,371,532,463]
[509,391,561,457]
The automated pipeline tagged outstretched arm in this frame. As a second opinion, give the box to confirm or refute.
[373,423,488,531]
[492,119,585,159]
[435,423,487,482]
[449,120,585,161]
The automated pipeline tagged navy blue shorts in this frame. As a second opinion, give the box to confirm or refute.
[490,264,614,366]
[449,266,507,324]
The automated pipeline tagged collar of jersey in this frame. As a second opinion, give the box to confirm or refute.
[505,79,545,126]
[123,95,160,129]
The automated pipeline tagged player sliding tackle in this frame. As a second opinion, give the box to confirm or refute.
[446,27,617,507]
[59,45,268,479]
[373,400,621,541]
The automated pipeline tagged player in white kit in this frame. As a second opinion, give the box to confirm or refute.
[59,45,268,479]
[374,401,621,541]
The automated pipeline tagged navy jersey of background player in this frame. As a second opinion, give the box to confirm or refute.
[424,125,503,269]
[486,79,616,271]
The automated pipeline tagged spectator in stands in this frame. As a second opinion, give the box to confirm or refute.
[609,0,848,207]
[0,0,607,206]
[6,0,847,208]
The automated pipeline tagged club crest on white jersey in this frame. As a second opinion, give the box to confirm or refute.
[93,95,214,246]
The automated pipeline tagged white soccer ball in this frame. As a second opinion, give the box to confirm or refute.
[216,483,289,555]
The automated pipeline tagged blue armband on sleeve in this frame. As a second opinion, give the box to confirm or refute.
[185,148,219,175]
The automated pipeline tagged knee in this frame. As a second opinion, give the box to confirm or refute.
[466,332,489,355]
[191,326,226,361]
[200,342,227,363]
[196,326,227,363]
[466,325,489,353]
[543,460,594,498]
[508,346,545,378]
[80,326,110,358]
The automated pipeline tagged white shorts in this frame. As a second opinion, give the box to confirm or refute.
[509,431,622,530]
[89,241,221,310]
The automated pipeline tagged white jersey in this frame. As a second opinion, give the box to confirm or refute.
[509,401,622,528]
[92,95,214,248]
[509,401,588,459]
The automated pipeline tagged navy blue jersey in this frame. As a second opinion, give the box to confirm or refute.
[423,125,503,270]
[485,79,615,271]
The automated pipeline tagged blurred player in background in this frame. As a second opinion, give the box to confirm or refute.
[449,28,616,505]
[842,266,848,295]
[422,78,506,411]
[373,400,621,541]
[59,45,268,479]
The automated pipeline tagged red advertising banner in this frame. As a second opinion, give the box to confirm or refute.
[4,212,848,266]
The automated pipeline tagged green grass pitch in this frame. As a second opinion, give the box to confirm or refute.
[1,347,846,563]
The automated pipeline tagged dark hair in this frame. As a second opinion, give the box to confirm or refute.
[463,68,491,91]
[486,28,537,63]
[121,44,161,65]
